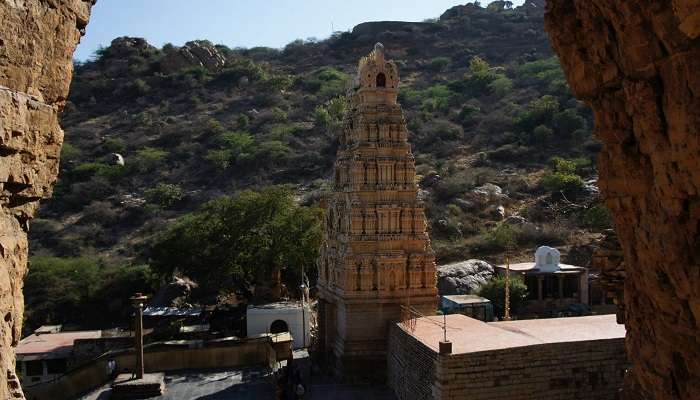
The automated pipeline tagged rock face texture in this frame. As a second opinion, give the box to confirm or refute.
[0,0,93,397]
[160,40,226,74]
[437,259,494,295]
[545,2,700,399]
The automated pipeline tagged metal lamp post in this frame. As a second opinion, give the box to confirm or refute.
[130,292,148,379]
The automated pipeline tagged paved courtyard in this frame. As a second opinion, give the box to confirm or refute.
[81,367,273,400]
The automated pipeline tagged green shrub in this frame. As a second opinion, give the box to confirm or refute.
[401,85,456,113]
[553,108,586,138]
[482,223,518,250]
[428,57,451,72]
[103,137,127,154]
[532,125,553,142]
[314,105,331,127]
[205,149,233,171]
[477,276,529,318]
[131,147,169,173]
[551,156,590,174]
[540,172,585,194]
[262,74,294,92]
[517,95,560,133]
[518,57,564,83]
[214,59,265,87]
[145,183,184,209]
[462,56,501,94]
[60,143,81,163]
[584,205,612,230]
[237,114,250,130]
[488,76,513,97]
[302,67,350,100]
[69,162,125,182]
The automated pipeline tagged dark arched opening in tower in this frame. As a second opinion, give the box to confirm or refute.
[376,72,386,87]
[270,319,289,334]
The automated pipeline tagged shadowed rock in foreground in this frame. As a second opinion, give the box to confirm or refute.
[0,1,94,398]
[545,2,700,398]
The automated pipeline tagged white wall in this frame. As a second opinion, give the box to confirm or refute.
[246,304,311,349]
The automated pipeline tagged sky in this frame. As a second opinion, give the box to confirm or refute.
[75,0,526,61]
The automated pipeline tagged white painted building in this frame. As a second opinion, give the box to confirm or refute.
[246,301,311,349]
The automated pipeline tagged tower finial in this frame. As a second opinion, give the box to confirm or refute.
[374,42,385,62]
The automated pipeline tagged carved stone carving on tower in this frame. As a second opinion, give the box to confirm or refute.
[317,43,437,381]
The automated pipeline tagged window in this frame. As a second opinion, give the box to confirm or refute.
[376,73,386,87]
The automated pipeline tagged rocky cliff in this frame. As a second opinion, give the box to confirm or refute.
[0,0,93,397]
[545,2,700,399]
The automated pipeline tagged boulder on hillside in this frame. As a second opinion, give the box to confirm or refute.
[102,37,155,59]
[161,40,226,74]
[150,276,197,307]
[437,259,495,295]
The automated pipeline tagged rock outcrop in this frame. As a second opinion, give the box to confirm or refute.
[0,0,94,397]
[160,40,226,74]
[545,2,700,399]
[437,259,494,295]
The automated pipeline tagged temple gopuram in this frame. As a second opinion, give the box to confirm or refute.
[317,43,437,381]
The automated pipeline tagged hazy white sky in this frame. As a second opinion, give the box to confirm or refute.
[76,1,526,60]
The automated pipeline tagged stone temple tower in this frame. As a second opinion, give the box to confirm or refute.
[317,43,437,381]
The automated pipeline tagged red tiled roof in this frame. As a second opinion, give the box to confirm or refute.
[17,331,102,358]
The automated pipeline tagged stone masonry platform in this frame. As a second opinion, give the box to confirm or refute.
[388,314,628,400]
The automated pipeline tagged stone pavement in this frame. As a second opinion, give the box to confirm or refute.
[291,350,397,400]
[80,367,273,399]
[309,383,396,399]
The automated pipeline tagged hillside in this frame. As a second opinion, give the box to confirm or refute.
[25,1,611,330]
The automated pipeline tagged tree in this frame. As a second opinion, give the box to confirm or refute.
[144,183,184,209]
[149,186,323,296]
[477,276,528,318]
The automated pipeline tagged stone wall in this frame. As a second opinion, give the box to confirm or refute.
[24,338,279,400]
[544,2,700,398]
[387,324,437,400]
[388,325,627,400]
[0,1,94,397]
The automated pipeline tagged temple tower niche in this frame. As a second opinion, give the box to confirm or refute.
[317,43,437,381]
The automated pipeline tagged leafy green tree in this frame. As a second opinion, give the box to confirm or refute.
[428,57,451,72]
[150,186,323,295]
[517,95,560,133]
[553,108,586,139]
[24,258,158,334]
[145,183,185,209]
[462,56,502,94]
[477,276,528,318]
